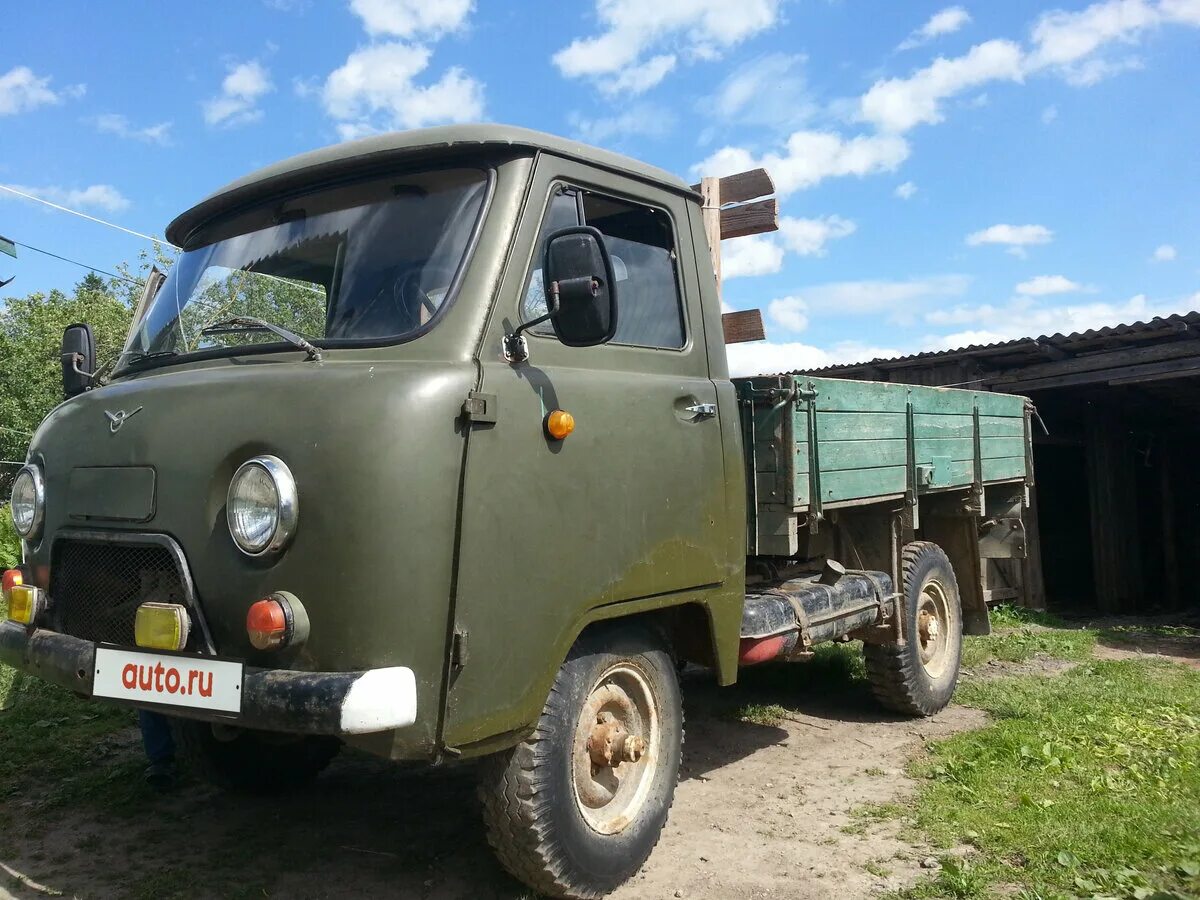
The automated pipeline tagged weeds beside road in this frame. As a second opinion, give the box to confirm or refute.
[0,599,1197,899]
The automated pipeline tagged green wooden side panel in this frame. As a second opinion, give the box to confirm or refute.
[982,456,1027,482]
[818,438,906,470]
[812,411,907,441]
[914,436,974,462]
[979,415,1025,437]
[981,436,1026,459]
[803,376,909,412]
[735,375,1030,520]
[820,466,907,503]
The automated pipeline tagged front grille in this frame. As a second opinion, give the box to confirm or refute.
[52,538,190,646]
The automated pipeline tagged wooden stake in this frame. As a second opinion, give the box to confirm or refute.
[700,176,722,299]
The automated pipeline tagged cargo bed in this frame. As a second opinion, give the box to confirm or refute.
[735,374,1032,556]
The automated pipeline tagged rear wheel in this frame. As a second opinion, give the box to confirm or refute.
[477,623,683,899]
[170,719,340,794]
[864,541,963,716]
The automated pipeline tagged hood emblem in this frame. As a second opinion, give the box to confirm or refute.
[104,406,143,433]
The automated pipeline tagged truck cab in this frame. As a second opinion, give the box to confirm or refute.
[3,125,1026,899]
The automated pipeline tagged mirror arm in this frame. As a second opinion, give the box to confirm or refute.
[503,283,560,363]
[61,352,96,380]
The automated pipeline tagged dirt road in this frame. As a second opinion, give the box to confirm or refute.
[0,657,981,900]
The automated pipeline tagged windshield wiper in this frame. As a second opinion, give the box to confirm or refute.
[199,316,323,361]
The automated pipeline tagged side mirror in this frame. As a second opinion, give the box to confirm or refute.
[541,226,618,347]
[61,323,96,398]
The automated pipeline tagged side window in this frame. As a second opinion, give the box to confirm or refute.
[582,193,685,350]
[521,185,687,350]
[521,189,581,328]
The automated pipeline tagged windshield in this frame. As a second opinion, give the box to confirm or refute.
[121,167,488,368]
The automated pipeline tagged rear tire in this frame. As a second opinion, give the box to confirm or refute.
[864,541,963,716]
[477,623,683,899]
[170,719,340,794]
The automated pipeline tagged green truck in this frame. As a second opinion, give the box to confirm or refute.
[1,125,1031,899]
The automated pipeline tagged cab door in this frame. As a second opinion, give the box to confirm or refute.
[444,157,727,746]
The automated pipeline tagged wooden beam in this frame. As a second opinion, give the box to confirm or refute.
[722,309,765,344]
[1001,354,1200,392]
[987,340,1200,386]
[700,177,721,299]
[719,198,777,240]
[690,167,774,204]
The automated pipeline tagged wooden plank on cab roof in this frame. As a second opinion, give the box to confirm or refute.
[722,309,765,344]
[690,168,774,204]
[719,198,777,240]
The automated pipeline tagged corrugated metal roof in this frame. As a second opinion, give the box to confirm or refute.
[803,311,1200,375]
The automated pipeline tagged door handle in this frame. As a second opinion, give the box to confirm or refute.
[685,403,717,419]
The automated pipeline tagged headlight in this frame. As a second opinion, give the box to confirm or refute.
[10,465,45,539]
[227,456,298,556]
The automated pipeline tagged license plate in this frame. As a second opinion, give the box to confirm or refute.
[93,647,243,714]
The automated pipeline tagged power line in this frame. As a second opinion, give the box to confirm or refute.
[10,240,144,286]
[0,184,180,251]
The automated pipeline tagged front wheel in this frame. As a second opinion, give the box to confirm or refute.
[864,541,963,716]
[477,623,683,899]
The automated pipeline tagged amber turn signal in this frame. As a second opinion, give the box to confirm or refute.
[247,592,309,651]
[545,409,575,440]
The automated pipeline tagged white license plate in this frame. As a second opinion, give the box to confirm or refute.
[93,647,243,714]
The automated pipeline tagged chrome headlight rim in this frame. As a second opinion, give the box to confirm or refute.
[10,464,45,540]
[227,455,298,557]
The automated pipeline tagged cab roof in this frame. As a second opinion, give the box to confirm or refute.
[166,124,695,247]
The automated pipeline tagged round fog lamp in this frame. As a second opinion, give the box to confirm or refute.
[227,456,297,556]
[10,465,45,539]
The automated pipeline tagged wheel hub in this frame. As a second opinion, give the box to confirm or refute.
[571,663,660,835]
[916,581,952,678]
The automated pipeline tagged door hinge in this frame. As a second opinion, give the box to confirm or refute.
[462,391,497,424]
[451,628,469,670]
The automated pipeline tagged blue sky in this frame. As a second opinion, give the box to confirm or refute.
[1,0,1197,374]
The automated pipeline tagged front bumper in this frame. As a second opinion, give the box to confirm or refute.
[0,621,416,736]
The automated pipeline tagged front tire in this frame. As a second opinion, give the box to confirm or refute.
[170,720,340,794]
[478,624,683,899]
[864,541,963,716]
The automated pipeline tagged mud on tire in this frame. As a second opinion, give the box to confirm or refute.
[477,623,683,900]
[170,719,340,794]
[864,541,963,717]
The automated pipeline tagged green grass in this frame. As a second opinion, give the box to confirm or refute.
[0,506,20,571]
[0,593,141,817]
[961,605,1096,670]
[902,659,1200,899]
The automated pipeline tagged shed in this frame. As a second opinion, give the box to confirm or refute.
[807,312,1200,615]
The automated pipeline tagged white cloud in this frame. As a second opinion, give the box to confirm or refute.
[923,293,1183,348]
[693,129,910,197]
[600,54,678,96]
[93,114,172,145]
[726,340,906,377]
[322,42,484,134]
[798,275,971,314]
[349,0,473,38]
[1015,275,1084,295]
[2,183,131,213]
[966,223,1054,255]
[898,6,972,50]
[1152,243,1177,261]
[1041,104,1059,123]
[554,0,784,94]
[203,61,274,127]
[707,54,816,127]
[861,39,1025,133]
[722,234,784,279]
[0,66,84,116]
[778,215,856,256]
[719,215,855,280]
[895,180,918,199]
[569,103,677,144]
[767,296,809,332]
